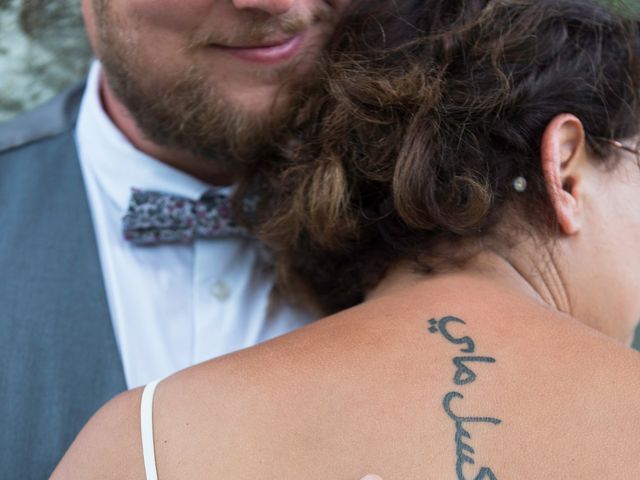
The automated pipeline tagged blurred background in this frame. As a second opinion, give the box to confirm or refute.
[1,0,640,121]
[0,0,91,121]
[0,0,639,350]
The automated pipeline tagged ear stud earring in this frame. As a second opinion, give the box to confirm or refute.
[512,176,528,193]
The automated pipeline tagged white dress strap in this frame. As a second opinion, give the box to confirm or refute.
[141,379,161,480]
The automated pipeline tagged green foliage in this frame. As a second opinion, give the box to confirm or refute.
[599,0,640,14]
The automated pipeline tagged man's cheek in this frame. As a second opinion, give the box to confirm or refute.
[125,0,217,32]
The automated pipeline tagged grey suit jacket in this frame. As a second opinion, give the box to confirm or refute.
[0,85,126,479]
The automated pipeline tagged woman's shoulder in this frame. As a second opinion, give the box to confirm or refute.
[51,387,146,479]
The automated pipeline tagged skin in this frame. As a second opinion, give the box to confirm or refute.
[80,0,348,184]
[52,114,640,477]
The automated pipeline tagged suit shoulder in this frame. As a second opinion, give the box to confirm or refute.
[0,83,85,154]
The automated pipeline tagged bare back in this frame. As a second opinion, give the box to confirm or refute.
[146,274,640,479]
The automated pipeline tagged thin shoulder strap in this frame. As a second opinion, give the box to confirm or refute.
[141,379,161,480]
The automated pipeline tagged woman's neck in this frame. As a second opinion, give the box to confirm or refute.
[368,251,553,306]
[367,248,636,346]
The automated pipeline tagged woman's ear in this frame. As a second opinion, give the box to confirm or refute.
[540,113,589,235]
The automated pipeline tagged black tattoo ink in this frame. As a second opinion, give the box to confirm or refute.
[453,356,496,386]
[428,317,502,480]
[443,392,501,480]
[429,316,476,353]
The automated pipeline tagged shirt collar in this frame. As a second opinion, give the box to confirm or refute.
[75,61,219,213]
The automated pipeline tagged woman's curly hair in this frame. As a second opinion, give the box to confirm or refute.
[247,0,640,314]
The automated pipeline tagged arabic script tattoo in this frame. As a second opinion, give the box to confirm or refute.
[428,316,502,480]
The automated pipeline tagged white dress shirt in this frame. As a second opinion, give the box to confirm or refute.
[75,62,316,389]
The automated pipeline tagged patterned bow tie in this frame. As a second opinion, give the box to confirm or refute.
[123,188,253,246]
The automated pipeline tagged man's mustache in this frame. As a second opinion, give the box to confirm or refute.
[189,6,334,49]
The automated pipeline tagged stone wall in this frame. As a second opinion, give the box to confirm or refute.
[0,0,91,121]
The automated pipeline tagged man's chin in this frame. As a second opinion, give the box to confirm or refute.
[223,83,292,117]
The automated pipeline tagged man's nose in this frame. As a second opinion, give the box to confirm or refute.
[231,0,296,15]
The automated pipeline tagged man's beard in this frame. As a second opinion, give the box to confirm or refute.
[95,4,334,169]
[101,52,277,168]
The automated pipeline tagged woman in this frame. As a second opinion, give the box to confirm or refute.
[53,0,640,478]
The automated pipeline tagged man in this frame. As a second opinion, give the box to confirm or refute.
[0,1,348,477]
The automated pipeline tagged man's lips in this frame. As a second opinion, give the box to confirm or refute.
[211,33,306,64]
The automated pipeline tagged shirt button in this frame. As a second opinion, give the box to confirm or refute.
[210,280,231,301]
